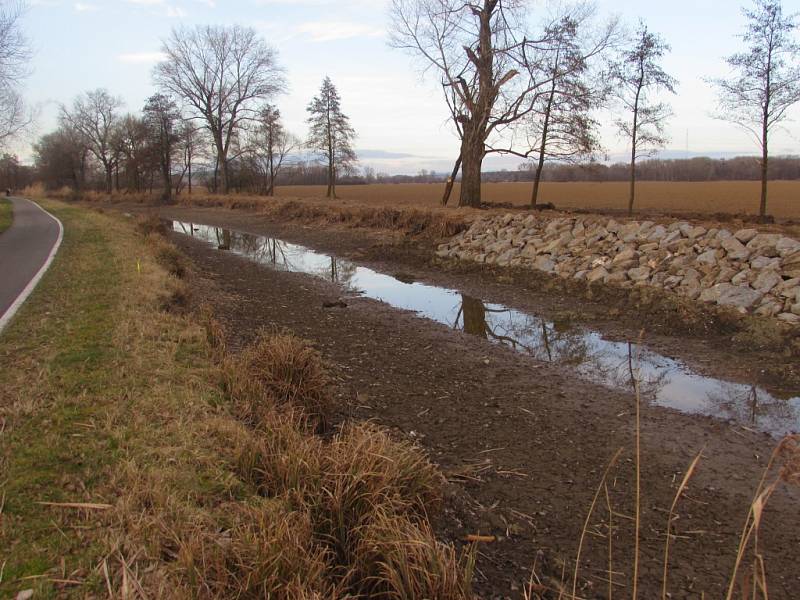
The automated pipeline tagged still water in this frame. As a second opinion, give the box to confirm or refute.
[173,221,800,437]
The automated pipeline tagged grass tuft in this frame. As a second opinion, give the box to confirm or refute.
[224,332,333,431]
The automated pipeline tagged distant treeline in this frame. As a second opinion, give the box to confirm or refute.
[368,156,800,185]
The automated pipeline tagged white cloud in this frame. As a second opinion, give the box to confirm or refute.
[73,2,97,11]
[124,0,189,17]
[296,21,384,43]
[117,51,166,64]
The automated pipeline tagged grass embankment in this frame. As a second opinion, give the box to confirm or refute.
[0,204,472,598]
[0,197,12,233]
[23,183,471,240]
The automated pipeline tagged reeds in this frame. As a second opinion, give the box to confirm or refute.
[560,354,799,600]
[223,332,333,431]
[216,328,472,598]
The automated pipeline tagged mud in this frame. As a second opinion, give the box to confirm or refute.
[149,205,800,599]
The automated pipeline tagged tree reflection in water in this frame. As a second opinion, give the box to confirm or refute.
[454,294,669,399]
[212,228,288,265]
[705,383,800,431]
[320,257,358,289]
[172,220,799,436]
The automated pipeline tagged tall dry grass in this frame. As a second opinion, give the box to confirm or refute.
[70,214,476,598]
[223,332,333,431]
[216,330,473,599]
[546,381,800,600]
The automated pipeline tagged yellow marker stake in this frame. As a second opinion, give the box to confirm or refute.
[137,259,141,274]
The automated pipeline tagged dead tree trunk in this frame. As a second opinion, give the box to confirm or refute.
[441,155,462,206]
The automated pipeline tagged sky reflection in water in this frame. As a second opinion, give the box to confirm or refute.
[173,221,800,437]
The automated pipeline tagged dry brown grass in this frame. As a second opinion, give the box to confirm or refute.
[224,332,333,431]
[316,422,443,567]
[176,499,335,599]
[353,508,476,599]
[0,200,472,598]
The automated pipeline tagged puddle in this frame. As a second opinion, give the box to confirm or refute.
[172,221,800,437]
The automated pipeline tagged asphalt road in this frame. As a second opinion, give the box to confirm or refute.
[0,197,63,330]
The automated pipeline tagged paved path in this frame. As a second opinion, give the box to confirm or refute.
[0,197,63,332]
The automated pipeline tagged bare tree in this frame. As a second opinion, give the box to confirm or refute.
[248,104,297,196]
[174,121,200,196]
[525,11,610,207]
[306,77,357,199]
[390,0,528,208]
[0,1,32,146]
[60,89,124,193]
[114,114,152,193]
[612,22,676,216]
[154,25,285,195]
[33,124,90,191]
[143,93,181,203]
[711,0,800,218]
[390,0,615,208]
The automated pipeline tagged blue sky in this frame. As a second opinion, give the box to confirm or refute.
[16,0,800,173]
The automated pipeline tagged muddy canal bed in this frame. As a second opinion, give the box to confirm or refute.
[157,208,800,599]
[173,220,800,438]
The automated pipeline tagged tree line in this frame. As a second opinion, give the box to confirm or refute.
[28,24,357,203]
[389,0,800,217]
[4,0,800,217]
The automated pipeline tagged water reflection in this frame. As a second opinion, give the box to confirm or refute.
[172,221,800,437]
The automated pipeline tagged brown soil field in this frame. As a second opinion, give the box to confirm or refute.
[273,181,800,219]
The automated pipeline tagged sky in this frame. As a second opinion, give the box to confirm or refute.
[14,0,800,174]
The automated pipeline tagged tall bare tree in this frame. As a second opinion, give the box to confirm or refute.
[154,25,285,195]
[390,0,615,208]
[143,93,181,203]
[306,77,357,199]
[60,89,124,193]
[390,0,528,208]
[711,0,800,218]
[612,22,676,216]
[114,114,150,193]
[0,0,32,146]
[525,11,610,207]
[174,121,200,196]
[249,104,297,196]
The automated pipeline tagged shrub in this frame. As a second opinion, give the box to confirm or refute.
[224,333,333,431]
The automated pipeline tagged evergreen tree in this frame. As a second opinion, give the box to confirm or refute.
[306,77,356,199]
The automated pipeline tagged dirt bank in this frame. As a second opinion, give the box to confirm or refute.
[157,206,800,599]
[150,204,800,393]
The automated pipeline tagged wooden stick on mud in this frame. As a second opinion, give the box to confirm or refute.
[463,534,496,543]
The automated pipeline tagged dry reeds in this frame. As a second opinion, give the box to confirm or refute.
[223,332,333,431]
[177,499,334,599]
[564,355,798,600]
[352,508,476,599]
[216,329,471,598]
[233,406,324,500]
[725,434,800,600]
[315,423,442,567]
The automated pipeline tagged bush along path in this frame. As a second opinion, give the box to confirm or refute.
[0,205,474,598]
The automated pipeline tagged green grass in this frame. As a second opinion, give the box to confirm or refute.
[0,197,11,233]
[0,201,472,599]
[0,202,223,597]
